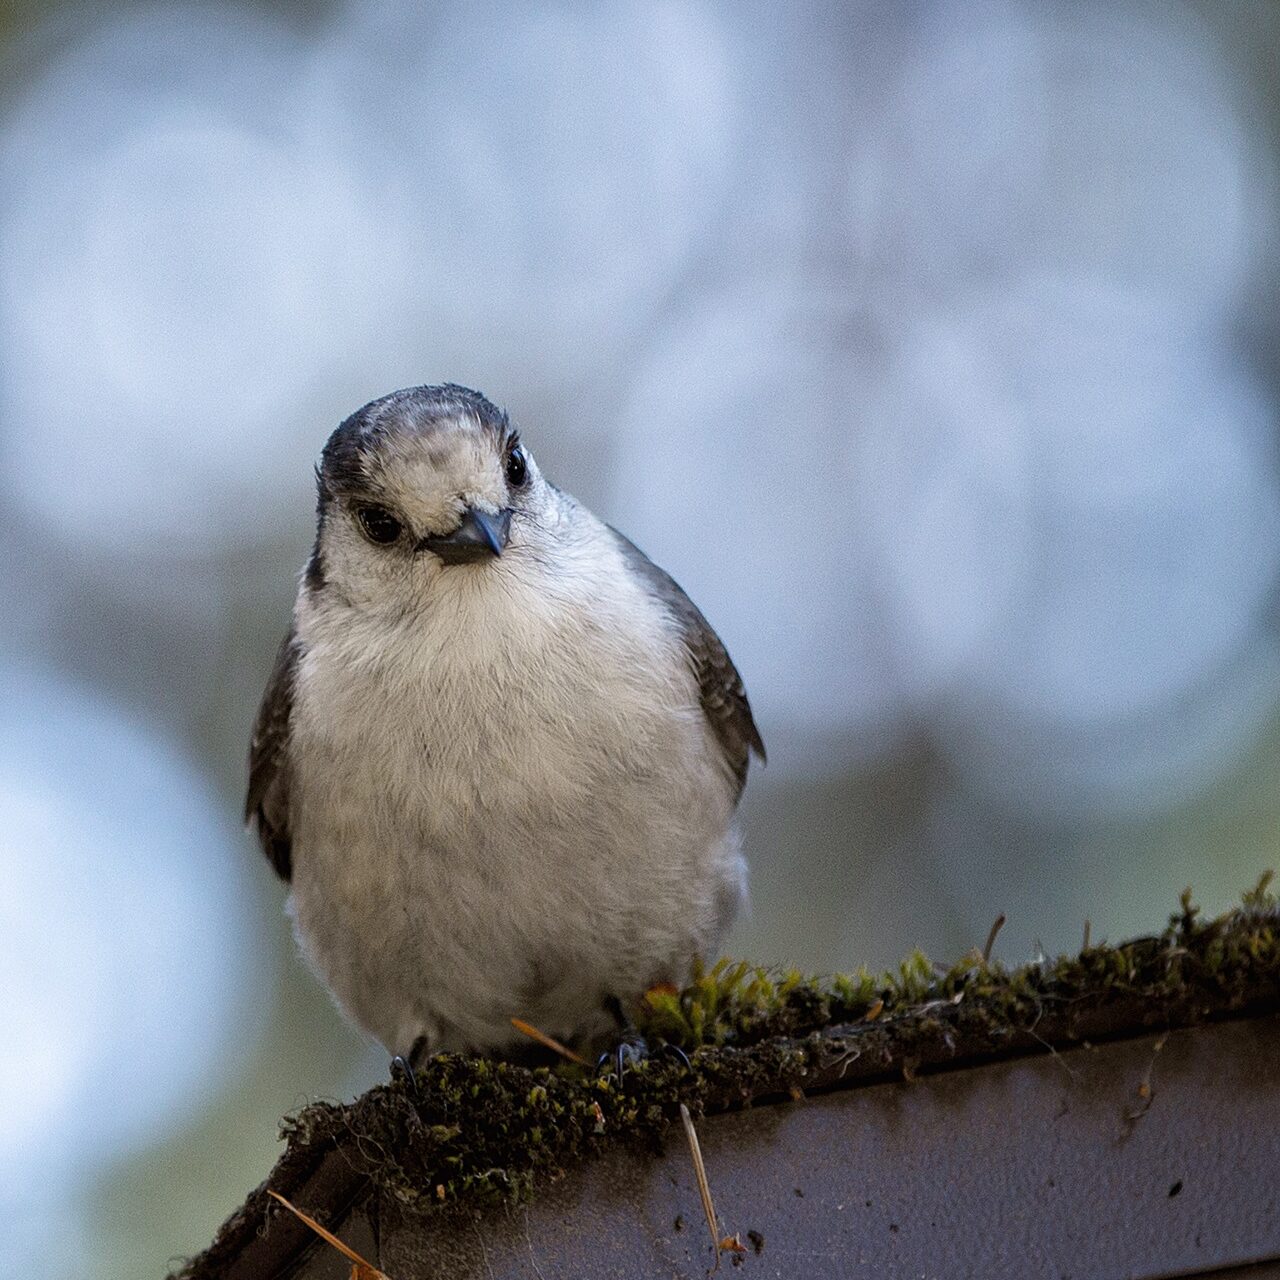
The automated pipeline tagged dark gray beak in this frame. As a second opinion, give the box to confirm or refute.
[418,507,512,564]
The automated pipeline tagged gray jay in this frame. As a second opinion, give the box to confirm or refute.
[247,384,763,1063]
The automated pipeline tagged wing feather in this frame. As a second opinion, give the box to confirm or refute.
[610,529,764,800]
[245,629,300,881]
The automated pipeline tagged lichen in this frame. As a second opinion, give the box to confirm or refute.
[171,877,1280,1279]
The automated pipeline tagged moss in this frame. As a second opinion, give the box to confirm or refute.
[638,879,1279,1056]
[172,879,1280,1279]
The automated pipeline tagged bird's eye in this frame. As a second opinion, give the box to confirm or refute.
[356,505,403,545]
[505,446,528,488]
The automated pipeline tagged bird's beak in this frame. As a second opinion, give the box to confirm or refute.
[418,507,512,564]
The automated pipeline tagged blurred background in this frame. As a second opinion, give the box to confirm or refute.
[1,0,1278,1273]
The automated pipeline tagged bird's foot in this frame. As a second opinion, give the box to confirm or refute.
[597,1028,647,1081]
[596,1032,691,1082]
[596,993,692,1081]
[389,1053,418,1094]
[389,1035,431,1094]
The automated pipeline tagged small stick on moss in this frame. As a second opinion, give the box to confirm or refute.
[510,1017,589,1067]
[267,1190,388,1280]
[982,913,1007,965]
[680,1102,725,1272]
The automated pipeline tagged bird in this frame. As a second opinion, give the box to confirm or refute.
[247,383,763,1065]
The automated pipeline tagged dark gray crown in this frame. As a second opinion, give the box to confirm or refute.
[317,383,511,509]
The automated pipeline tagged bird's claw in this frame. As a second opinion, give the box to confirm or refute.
[596,1035,691,1081]
[390,1036,430,1095]
[664,1042,692,1070]
[389,1053,418,1094]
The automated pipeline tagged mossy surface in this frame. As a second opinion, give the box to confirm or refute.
[173,880,1280,1279]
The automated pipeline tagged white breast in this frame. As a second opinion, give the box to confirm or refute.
[285,510,744,1056]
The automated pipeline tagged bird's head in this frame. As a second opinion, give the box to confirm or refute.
[306,384,547,608]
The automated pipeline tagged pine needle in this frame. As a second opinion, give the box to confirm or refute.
[267,1190,388,1279]
[510,1017,589,1067]
[680,1102,727,1272]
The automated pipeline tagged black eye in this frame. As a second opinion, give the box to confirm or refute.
[505,446,528,488]
[356,505,403,545]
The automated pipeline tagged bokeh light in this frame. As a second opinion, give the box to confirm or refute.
[2,1,1278,1274]
[0,666,266,1271]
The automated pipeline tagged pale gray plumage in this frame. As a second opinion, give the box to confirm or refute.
[247,384,763,1059]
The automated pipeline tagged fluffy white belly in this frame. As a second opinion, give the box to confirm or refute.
[287,560,743,1055]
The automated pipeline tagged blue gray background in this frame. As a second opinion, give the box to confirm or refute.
[1,1,1278,1273]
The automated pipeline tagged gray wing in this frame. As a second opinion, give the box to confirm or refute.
[610,528,765,800]
[245,629,300,881]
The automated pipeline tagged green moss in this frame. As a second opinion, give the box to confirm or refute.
[173,879,1280,1277]
[635,878,1280,1056]
[321,880,1277,1203]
